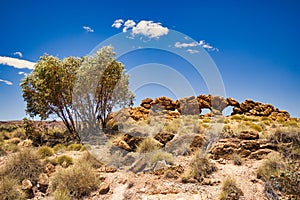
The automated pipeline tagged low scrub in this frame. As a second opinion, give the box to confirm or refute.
[136,137,162,153]
[257,152,285,180]
[77,152,103,169]
[0,175,25,200]
[0,149,43,184]
[51,155,73,168]
[233,153,243,166]
[182,151,217,182]
[50,162,99,199]
[53,143,66,153]
[37,146,54,158]
[219,177,243,200]
[149,150,174,165]
[67,143,83,151]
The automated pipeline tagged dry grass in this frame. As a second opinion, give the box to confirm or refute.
[149,150,174,165]
[53,143,66,153]
[0,149,43,184]
[37,146,54,158]
[136,137,162,153]
[51,155,73,168]
[257,152,285,180]
[50,161,99,198]
[233,153,243,166]
[0,176,25,200]
[77,151,103,169]
[219,177,243,200]
[182,150,217,182]
[67,143,83,151]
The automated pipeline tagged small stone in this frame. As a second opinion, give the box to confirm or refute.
[153,160,167,171]
[99,183,110,195]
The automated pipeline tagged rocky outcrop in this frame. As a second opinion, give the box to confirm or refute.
[209,131,278,160]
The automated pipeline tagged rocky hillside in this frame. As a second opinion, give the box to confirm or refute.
[0,95,299,200]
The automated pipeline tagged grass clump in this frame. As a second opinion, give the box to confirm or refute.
[51,155,73,168]
[53,188,71,200]
[136,137,162,153]
[67,143,83,151]
[1,142,20,152]
[257,153,285,180]
[53,143,66,153]
[149,150,174,165]
[37,146,54,158]
[182,151,217,182]
[0,149,43,184]
[249,123,263,132]
[233,153,243,166]
[77,152,103,169]
[0,176,25,200]
[50,162,99,199]
[219,177,243,200]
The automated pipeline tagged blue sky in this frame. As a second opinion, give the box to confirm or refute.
[0,0,299,120]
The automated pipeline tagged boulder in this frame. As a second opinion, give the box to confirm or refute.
[238,131,259,140]
[99,182,110,195]
[22,179,34,199]
[154,130,175,146]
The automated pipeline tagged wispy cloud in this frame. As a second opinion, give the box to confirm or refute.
[174,39,219,53]
[112,19,169,39]
[83,26,94,33]
[0,56,35,69]
[18,71,27,76]
[186,49,200,54]
[0,79,13,86]
[112,19,124,29]
[13,51,23,58]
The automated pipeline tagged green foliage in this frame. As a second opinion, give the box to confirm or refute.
[136,137,162,153]
[73,46,134,130]
[51,155,73,168]
[149,150,174,165]
[0,176,25,200]
[219,177,243,200]
[50,162,99,198]
[67,143,83,151]
[0,149,43,184]
[37,146,54,158]
[21,55,81,138]
[249,123,263,132]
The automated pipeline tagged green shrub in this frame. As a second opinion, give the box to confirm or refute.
[37,146,54,158]
[182,151,217,182]
[0,149,43,184]
[50,162,99,198]
[67,143,83,151]
[0,176,25,200]
[149,150,174,165]
[249,123,263,132]
[53,144,66,153]
[219,177,243,200]
[51,155,73,168]
[136,137,162,153]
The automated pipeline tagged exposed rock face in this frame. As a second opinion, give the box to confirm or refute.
[154,131,175,146]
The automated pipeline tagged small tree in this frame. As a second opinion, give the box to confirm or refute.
[21,55,81,140]
[73,46,134,135]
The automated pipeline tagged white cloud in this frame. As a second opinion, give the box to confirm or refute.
[83,26,94,33]
[132,20,169,38]
[112,19,169,39]
[174,39,219,53]
[186,49,199,54]
[0,79,13,86]
[112,19,124,29]
[0,56,35,69]
[122,20,136,32]
[174,42,199,48]
[13,52,23,58]
[18,71,28,76]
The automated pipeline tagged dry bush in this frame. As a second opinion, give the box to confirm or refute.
[67,143,83,151]
[77,151,103,169]
[219,177,243,200]
[1,142,19,152]
[0,175,25,200]
[136,137,162,153]
[6,137,21,145]
[50,162,99,198]
[51,155,73,168]
[11,128,27,140]
[0,149,43,184]
[53,188,71,200]
[182,151,217,182]
[249,123,263,132]
[149,150,174,165]
[257,152,285,180]
[233,153,243,166]
[37,146,54,158]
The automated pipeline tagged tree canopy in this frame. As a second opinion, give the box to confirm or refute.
[21,46,134,140]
